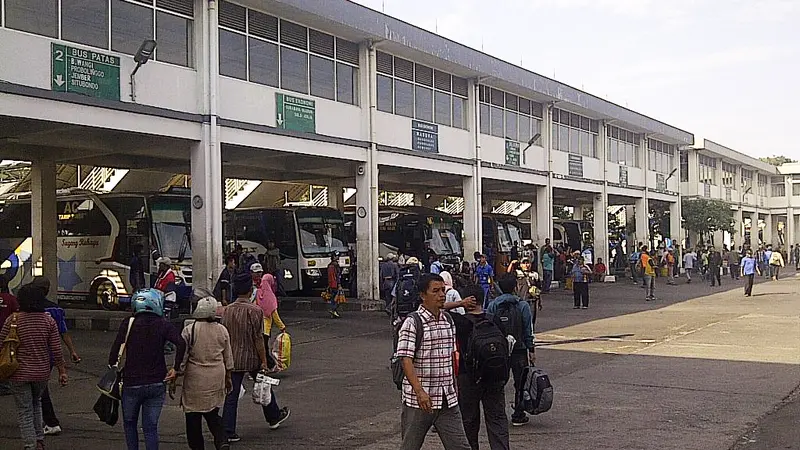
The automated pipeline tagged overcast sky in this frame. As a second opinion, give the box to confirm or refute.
[352,0,799,159]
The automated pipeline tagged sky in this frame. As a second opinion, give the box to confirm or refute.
[352,0,800,159]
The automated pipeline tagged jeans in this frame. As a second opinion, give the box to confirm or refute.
[122,382,166,450]
[572,282,589,308]
[10,381,48,449]
[185,408,227,450]
[730,265,740,280]
[223,371,280,437]
[400,400,471,450]
[744,274,755,296]
[509,350,528,421]
[643,275,655,298]
[709,267,721,286]
[542,270,553,293]
[457,373,509,450]
[41,386,60,427]
[630,263,639,282]
[685,267,693,281]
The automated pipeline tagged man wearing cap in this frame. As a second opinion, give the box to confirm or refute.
[155,256,176,292]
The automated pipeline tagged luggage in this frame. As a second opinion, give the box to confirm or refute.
[393,268,421,319]
[493,300,525,352]
[0,313,20,380]
[252,372,280,405]
[521,365,553,415]
[464,315,509,385]
[273,331,292,371]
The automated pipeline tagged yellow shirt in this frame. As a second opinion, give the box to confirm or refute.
[641,253,655,276]
[263,310,285,337]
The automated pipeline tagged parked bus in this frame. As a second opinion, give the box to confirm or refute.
[0,189,192,310]
[224,207,351,294]
[344,206,462,268]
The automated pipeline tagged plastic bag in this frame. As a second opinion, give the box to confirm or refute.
[252,372,280,405]
[273,332,292,371]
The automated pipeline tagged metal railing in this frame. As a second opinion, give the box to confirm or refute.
[79,167,118,191]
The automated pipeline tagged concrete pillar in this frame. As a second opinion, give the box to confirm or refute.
[788,209,796,249]
[763,214,773,247]
[686,150,699,196]
[750,211,759,245]
[733,208,744,247]
[535,185,552,245]
[327,184,344,211]
[635,197,648,249]
[355,164,378,301]
[462,176,480,259]
[30,159,58,301]
[669,200,682,249]
[593,193,608,273]
[191,140,223,293]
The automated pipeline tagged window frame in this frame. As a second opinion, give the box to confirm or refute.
[479,85,545,148]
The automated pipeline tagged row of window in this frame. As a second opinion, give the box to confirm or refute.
[478,86,543,144]
[376,52,468,128]
[607,126,640,167]
[647,139,675,174]
[679,151,689,182]
[552,109,599,158]
[699,154,717,184]
[218,3,358,105]
[722,161,736,187]
[758,174,768,197]
[2,0,194,66]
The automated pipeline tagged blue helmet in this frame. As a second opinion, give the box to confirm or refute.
[131,288,165,317]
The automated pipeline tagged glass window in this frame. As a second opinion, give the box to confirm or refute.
[249,38,279,87]
[281,46,309,94]
[505,110,518,141]
[480,103,490,135]
[434,91,451,126]
[610,140,619,164]
[156,12,192,66]
[415,86,433,122]
[395,80,414,118]
[490,106,504,138]
[5,0,58,37]
[61,0,108,48]
[336,63,357,105]
[580,131,590,156]
[519,115,531,144]
[377,75,393,113]
[453,97,466,129]
[569,128,580,154]
[112,0,154,56]
[551,123,559,150]
[793,184,800,196]
[309,55,335,100]
[218,29,247,80]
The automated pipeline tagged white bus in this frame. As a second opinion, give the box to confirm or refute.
[0,189,192,309]
[224,207,351,294]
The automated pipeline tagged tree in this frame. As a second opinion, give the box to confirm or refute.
[760,155,796,166]
[681,198,734,244]
[553,205,572,220]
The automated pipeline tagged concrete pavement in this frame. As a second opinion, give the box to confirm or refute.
[0,274,797,449]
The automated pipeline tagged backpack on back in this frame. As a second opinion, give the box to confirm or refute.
[391,311,454,389]
[393,267,420,319]
[464,315,509,385]
[521,365,553,415]
[494,299,525,352]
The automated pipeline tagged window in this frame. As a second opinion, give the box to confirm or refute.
[5,0,58,38]
[552,108,598,157]
[758,174,768,197]
[607,125,640,167]
[647,138,676,174]
[721,162,736,187]
[698,154,717,184]
[793,184,800,196]
[219,7,359,104]
[62,0,108,48]
[679,151,689,182]
[156,11,192,67]
[771,177,785,197]
[376,51,468,129]
[111,0,154,56]
[741,169,753,192]
[479,85,544,146]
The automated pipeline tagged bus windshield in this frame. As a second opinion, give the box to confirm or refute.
[497,223,513,252]
[151,198,192,261]
[297,214,348,257]
[507,222,523,249]
[431,223,460,256]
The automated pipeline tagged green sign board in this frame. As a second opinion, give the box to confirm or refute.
[51,43,120,100]
[276,93,316,133]
[505,140,520,166]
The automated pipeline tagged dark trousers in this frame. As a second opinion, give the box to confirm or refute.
[572,282,589,308]
[223,371,280,437]
[744,274,754,296]
[457,373,509,450]
[730,265,740,279]
[185,408,227,450]
[771,265,780,280]
[510,351,528,421]
[40,387,59,427]
[710,267,721,286]
[542,270,553,293]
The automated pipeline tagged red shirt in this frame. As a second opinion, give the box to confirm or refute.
[327,264,340,289]
[155,270,176,291]
[594,263,606,274]
[0,293,19,327]
[0,312,64,382]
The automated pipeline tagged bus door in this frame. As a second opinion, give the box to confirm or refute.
[398,217,425,260]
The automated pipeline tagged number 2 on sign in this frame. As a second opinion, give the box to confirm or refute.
[54,50,64,61]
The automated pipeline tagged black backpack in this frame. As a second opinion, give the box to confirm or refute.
[464,315,510,385]
[393,267,420,319]
[494,298,525,351]
[521,365,553,415]
[391,312,454,389]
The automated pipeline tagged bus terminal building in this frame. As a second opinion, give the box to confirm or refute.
[0,0,794,303]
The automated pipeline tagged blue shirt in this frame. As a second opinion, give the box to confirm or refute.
[542,253,554,271]
[486,294,534,350]
[740,256,757,275]
[571,263,588,283]
[430,261,443,274]
[475,263,494,286]
[44,306,68,335]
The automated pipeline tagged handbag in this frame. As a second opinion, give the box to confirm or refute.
[0,313,20,380]
[93,393,120,426]
[97,317,134,400]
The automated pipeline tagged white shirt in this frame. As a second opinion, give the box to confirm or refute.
[683,252,696,269]
[445,287,464,315]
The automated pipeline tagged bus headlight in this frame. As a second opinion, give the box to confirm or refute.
[307,260,316,267]
[283,269,293,280]
[305,269,321,278]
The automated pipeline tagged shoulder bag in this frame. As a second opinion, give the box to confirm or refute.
[0,313,21,380]
[97,317,134,400]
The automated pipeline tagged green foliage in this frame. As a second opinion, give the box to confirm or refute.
[681,198,734,239]
[553,205,572,220]
[759,155,796,166]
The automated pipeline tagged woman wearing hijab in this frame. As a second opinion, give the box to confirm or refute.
[440,271,465,315]
[0,284,68,450]
[254,270,286,371]
[179,297,233,450]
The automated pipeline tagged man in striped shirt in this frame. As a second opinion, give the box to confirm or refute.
[396,274,471,450]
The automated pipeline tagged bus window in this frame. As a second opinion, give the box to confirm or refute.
[57,199,111,237]
[104,196,148,265]
[553,228,563,241]
[228,211,268,253]
[296,213,348,257]
[150,198,192,262]
[507,222,523,247]
[263,210,297,259]
[496,223,512,252]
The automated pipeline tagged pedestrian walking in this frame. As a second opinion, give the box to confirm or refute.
[793,244,800,270]
[569,256,592,309]
[395,274,471,450]
[763,246,773,278]
[221,272,290,443]
[129,244,147,293]
[0,284,68,450]
[213,254,238,305]
[629,245,641,284]
[450,285,510,450]
[683,248,696,283]
[641,247,656,300]
[109,288,185,450]
[487,274,535,427]
[769,248,785,280]
[380,254,400,308]
[154,257,177,292]
[252,266,286,371]
[474,254,495,307]
[541,245,554,294]
[179,297,233,450]
[664,249,676,285]
[709,249,722,287]
[740,249,760,296]
[440,271,465,315]
[325,251,346,318]
[729,247,741,280]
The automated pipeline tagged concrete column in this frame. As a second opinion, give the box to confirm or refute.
[355,164,378,301]
[635,197,648,249]
[327,184,344,211]
[764,214,773,246]
[467,79,483,252]
[593,193,608,273]
[686,150,699,196]
[734,208,744,247]
[535,185,552,245]
[30,159,58,301]
[750,211,759,245]
[462,176,480,259]
[669,200,682,249]
[191,140,223,293]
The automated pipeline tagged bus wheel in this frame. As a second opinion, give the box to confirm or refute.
[92,279,119,311]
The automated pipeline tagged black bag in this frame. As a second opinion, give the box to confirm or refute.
[391,312,423,390]
[464,315,509,385]
[494,299,525,351]
[97,318,134,401]
[393,268,420,319]
[93,393,119,426]
[521,365,553,415]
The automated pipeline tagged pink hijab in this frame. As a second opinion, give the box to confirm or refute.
[256,273,279,317]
